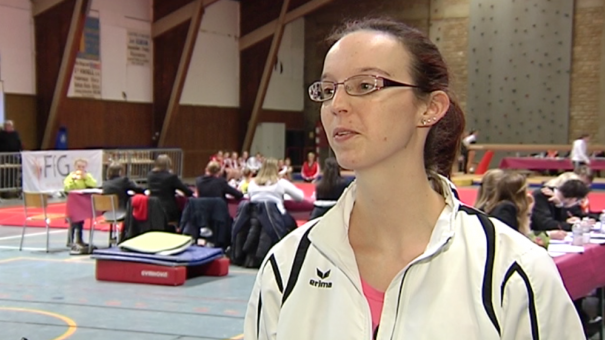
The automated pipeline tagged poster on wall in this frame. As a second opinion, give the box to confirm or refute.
[127,31,151,66]
[69,16,101,99]
[21,150,104,193]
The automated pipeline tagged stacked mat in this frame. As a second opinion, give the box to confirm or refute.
[91,232,229,286]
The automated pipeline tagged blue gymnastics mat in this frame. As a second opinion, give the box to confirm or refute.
[91,246,224,267]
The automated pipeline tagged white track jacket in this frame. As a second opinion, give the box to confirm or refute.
[244,178,584,340]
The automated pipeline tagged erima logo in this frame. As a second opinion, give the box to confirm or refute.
[309,268,332,288]
[141,270,168,278]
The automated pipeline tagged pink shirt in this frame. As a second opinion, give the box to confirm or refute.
[361,277,385,336]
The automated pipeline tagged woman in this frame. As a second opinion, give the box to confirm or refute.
[310,157,349,219]
[102,162,144,211]
[196,161,243,202]
[485,171,531,234]
[301,152,320,182]
[245,18,582,339]
[147,154,193,222]
[247,158,304,230]
[64,158,97,249]
[473,168,504,211]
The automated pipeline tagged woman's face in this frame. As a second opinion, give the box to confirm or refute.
[320,30,427,171]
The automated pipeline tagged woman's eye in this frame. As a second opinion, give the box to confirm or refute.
[359,82,373,90]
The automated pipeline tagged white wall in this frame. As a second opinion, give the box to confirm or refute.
[181,0,239,106]
[0,0,35,94]
[263,18,305,111]
[67,0,153,102]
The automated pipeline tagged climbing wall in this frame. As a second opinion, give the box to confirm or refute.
[467,0,574,144]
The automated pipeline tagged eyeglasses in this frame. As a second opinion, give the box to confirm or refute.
[308,74,420,102]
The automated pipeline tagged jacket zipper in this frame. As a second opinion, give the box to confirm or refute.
[384,236,453,340]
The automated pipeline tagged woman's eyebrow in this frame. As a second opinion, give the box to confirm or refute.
[356,67,392,77]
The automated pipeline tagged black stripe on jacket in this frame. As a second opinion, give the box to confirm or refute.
[459,205,501,335]
[501,262,540,340]
[282,223,318,305]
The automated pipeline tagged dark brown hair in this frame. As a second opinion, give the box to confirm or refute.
[153,154,172,172]
[327,17,465,192]
[107,162,124,180]
[316,158,343,198]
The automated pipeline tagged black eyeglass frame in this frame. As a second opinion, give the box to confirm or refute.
[308,74,421,102]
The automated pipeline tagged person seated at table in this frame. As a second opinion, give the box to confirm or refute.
[102,162,144,211]
[310,158,350,219]
[63,158,98,249]
[238,168,254,194]
[563,165,600,221]
[147,154,193,223]
[473,168,504,211]
[301,152,320,182]
[485,171,531,234]
[530,178,590,231]
[248,158,304,230]
[196,161,244,202]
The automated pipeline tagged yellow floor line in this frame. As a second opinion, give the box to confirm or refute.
[0,307,77,340]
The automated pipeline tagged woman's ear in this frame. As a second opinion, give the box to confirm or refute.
[418,90,450,127]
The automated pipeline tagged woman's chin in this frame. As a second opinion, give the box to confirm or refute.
[334,154,366,172]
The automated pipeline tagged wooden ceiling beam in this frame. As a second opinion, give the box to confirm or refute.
[157,0,206,147]
[239,0,333,51]
[41,0,92,149]
[32,0,67,17]
[152,0,221,38]
[241,0,292,152]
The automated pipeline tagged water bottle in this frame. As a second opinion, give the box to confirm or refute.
[582,217,591,244]
[572,222,584,246]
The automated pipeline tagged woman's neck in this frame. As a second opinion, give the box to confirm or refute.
[350,162,446,252]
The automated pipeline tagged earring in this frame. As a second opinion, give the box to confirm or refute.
[421,119,427,125]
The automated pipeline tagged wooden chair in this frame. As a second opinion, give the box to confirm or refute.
[90,194,121,252]
[19,192,66,253]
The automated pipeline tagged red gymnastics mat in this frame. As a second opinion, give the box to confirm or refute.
[0,203,110,231]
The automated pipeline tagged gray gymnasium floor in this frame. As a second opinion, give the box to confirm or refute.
[0,198,254,340]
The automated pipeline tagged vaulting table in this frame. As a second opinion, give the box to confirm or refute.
[500,157,605,171]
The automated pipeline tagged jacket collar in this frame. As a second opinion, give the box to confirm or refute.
[308,175,461,286]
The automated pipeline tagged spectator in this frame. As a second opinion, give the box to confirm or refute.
[301,152,320,182]
[570,134,591,170]
[310,157,349,219]
[0,120,22,152]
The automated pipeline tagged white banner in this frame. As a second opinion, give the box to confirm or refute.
[70,59,102,99]
[21,150,104,193]
[127,31,151,66]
